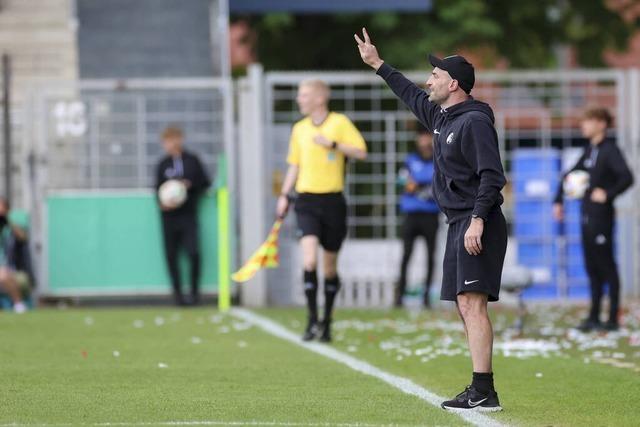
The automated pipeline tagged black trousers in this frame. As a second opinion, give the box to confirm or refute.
[398,212,439,302]
[162,213,201,303]
[581,204,619,323]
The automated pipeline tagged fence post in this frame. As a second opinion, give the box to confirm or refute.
[2,54,11,203]
[238,64,268,307]
[384,114,396,239]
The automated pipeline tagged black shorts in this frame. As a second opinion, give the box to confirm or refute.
[441,209,507,302]
[294,192,347,252]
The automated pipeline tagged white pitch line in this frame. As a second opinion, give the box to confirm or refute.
[231,309,507,427]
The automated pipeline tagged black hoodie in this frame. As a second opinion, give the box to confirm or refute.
[377,63,506,223]
[553,137,633,215]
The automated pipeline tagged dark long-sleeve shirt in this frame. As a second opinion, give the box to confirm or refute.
[377,63,505,223]
[155,150,212,217]
[554,138,633,212]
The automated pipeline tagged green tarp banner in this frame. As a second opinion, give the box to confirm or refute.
[47,191,218,295]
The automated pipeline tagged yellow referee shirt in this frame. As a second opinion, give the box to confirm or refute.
[287,112,366,194]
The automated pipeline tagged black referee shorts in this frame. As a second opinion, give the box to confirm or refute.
[294,192,347,252]
[441,209,507,302]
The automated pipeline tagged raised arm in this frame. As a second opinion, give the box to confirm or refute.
[354,27,437,130]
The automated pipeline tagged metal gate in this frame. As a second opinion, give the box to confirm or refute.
[239,65,640,306]
[22,78,234,295]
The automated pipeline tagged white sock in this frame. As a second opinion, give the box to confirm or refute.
[14,301,27,314]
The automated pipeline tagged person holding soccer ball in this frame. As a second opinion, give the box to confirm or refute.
[156,126,211,306]
[553,108,633,332]
[355,28,506,412]
[276,79,367,342]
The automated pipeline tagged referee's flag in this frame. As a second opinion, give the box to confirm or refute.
[231,219,282,283]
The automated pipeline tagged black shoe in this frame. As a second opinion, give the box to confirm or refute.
[319,320,332,343]
[441,386,502,412]
[302,319,319,341]
[601,320,619,331]
[423,295,431,309]
[577,318,601,332]
[393,286,404,308]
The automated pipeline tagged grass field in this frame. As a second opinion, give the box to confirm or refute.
[1,303,639,426]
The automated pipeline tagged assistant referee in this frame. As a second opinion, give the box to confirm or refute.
[277,79,367,342]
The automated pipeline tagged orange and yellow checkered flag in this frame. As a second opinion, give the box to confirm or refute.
[231,219,282,283]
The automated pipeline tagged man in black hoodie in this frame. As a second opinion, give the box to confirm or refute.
[355,28,506,412]
[156,126,211,306]
[553,108,633,332]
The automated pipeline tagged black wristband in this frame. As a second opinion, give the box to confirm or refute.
[331,141,338,150]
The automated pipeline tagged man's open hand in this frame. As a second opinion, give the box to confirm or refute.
[464,218,484,256]
[354,27,384,70]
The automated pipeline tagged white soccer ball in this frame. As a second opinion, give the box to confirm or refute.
[563,170,590,200]
[159,179,187,208]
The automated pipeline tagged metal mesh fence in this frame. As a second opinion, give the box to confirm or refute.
[29,82,230,191]
[265,70,623,239]
[260,69,640,302]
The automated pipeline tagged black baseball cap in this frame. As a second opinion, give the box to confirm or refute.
[428,54,475,94]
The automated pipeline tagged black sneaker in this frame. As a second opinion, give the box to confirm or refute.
[423,294,431,309]
[302,319,319,341]
[441,386,502,412]
[393,285,404,308]
[577,318,601,332]
[318,320,332,343]
[601,320,619,331]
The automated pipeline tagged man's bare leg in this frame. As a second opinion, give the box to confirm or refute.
[455,302,469,339]
[457,292,493,372]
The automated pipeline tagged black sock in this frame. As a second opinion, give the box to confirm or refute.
[472,372,494,395]
[303,270,318,322]
[323,276,341,323]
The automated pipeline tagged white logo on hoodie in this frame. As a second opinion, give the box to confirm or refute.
[446,132,455,144]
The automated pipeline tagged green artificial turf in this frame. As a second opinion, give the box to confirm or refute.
[261,304,640,427]
[2,304,638,426]
[0,308,462,426]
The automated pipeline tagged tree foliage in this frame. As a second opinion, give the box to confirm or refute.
[238,0,639,70]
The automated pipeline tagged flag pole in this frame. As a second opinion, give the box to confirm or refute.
[217,155,231,311]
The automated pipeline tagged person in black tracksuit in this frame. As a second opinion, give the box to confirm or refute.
[553,108,633,332]
[395,128,440,308]
[356,29,506,412]
[156,126,211,306]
